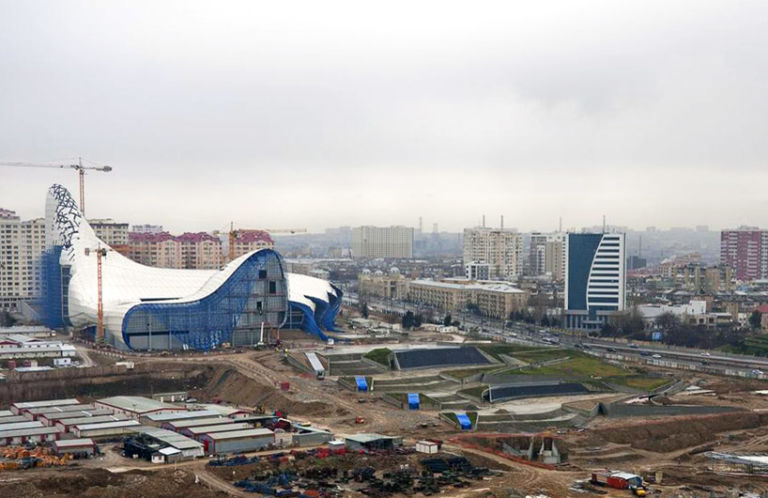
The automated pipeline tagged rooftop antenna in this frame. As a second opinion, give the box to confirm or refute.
[482,214,486,228]
[558,216,562,233]
[602,215,606,233]
[500,215,504,231]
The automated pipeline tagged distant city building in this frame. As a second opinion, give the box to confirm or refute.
[128,231,223,270]
[530,233,567,281]
[407,279,528,320]
[465,261,490,280]
[230,230,274,261]
[88,219,129,246]
[564,233,626,330]
[131,224,164,234]
[463,227,523,280]
[352,226,414,259]
[658,252,702,278]
[720,227,768,281]
[674,263,733,293]
[128,232,182,269]
[0,209,45,312]
[627,255,647,270]
[176,232,223,270]
[358,269,408,300]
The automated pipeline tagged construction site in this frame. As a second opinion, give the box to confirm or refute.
[0,308,768,498]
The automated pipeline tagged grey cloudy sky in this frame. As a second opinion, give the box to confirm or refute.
[1,0,767,233]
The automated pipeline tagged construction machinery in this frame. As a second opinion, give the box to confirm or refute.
[84,245,110,344]
[0,158,112,216]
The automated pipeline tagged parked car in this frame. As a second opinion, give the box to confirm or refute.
[652,354,662,359]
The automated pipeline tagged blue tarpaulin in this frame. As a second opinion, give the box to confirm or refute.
[407,393,420,410]
[651,331,663,341]
[355,376,368,392]
[456,413,472,430]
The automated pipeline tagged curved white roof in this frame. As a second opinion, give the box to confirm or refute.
[45,185,340,344]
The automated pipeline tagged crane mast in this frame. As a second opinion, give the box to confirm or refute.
[0,158,112,216]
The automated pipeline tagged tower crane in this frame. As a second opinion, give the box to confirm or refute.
[225,224,307,262]
[0,158,112,216]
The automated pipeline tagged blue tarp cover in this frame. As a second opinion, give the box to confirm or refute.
[407,393,420,410]
[355,376,368,392]
[456,413,472,430]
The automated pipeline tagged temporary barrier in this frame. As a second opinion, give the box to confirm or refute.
[407,393,420,410]
[456,413,472,430]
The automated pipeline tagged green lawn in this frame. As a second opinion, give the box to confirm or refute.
[457,385,488,400]
[442,366,502,379]
[363,348,392,366]
[500,351,628,378]
[607,375,671,391]
[474,344,543,361]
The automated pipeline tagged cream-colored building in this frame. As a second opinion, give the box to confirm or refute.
[407,279,528,320]
[352,226,413,259]
[0,210,46,312]
[463,227,523,280]
[358,271,408,300]
[88,219,129,247]
[230,231,274,260]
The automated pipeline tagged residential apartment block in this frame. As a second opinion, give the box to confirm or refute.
[407,279,528,320]
[230,230,274,261]
[352,226,414,259]
[529,232,566,281]
[463,227,523,280]
[88,219,129,247]
[0,209,45,312]
[127,231,223,270]
[720,227,768,281]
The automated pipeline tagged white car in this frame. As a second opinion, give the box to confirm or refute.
[701,352,711,356]
[652,354,662,359]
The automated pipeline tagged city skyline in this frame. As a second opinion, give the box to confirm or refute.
[2,1,768,232]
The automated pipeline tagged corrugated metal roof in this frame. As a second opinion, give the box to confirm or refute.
[145,410,220,422]
[205,428,273,440]
[54,438,94,448]
[97,396,180,414]
[12,399,79,410]
[75,420,141,431]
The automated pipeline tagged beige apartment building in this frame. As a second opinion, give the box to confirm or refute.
[0,210,46,312]
[88,219,129,246]
[407,279,528,320]
[230,231,274,260]
[358,271,409,300]
[463,227,523,280]
[128,232,183,268]
[128,232,224,270]
[352,226,414,259]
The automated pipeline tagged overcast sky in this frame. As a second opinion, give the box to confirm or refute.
[1,1,767,233]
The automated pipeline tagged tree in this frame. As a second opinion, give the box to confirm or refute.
[402,311,415,329]
[600,323,618,337]
[750,310,763,331]
[414,313,424,328]
[443,313,452,327]
[360,301,369,319]
[655,312,680,332]
[540,315,550,327]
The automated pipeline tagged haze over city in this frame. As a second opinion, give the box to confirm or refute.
[2,0,768,232]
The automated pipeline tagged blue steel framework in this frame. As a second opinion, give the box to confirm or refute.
[121,250,287,351]
[42,185,343,349]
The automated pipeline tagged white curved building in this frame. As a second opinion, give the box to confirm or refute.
[41,185,341,350]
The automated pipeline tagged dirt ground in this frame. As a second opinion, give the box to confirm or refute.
[0,467,229,498]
